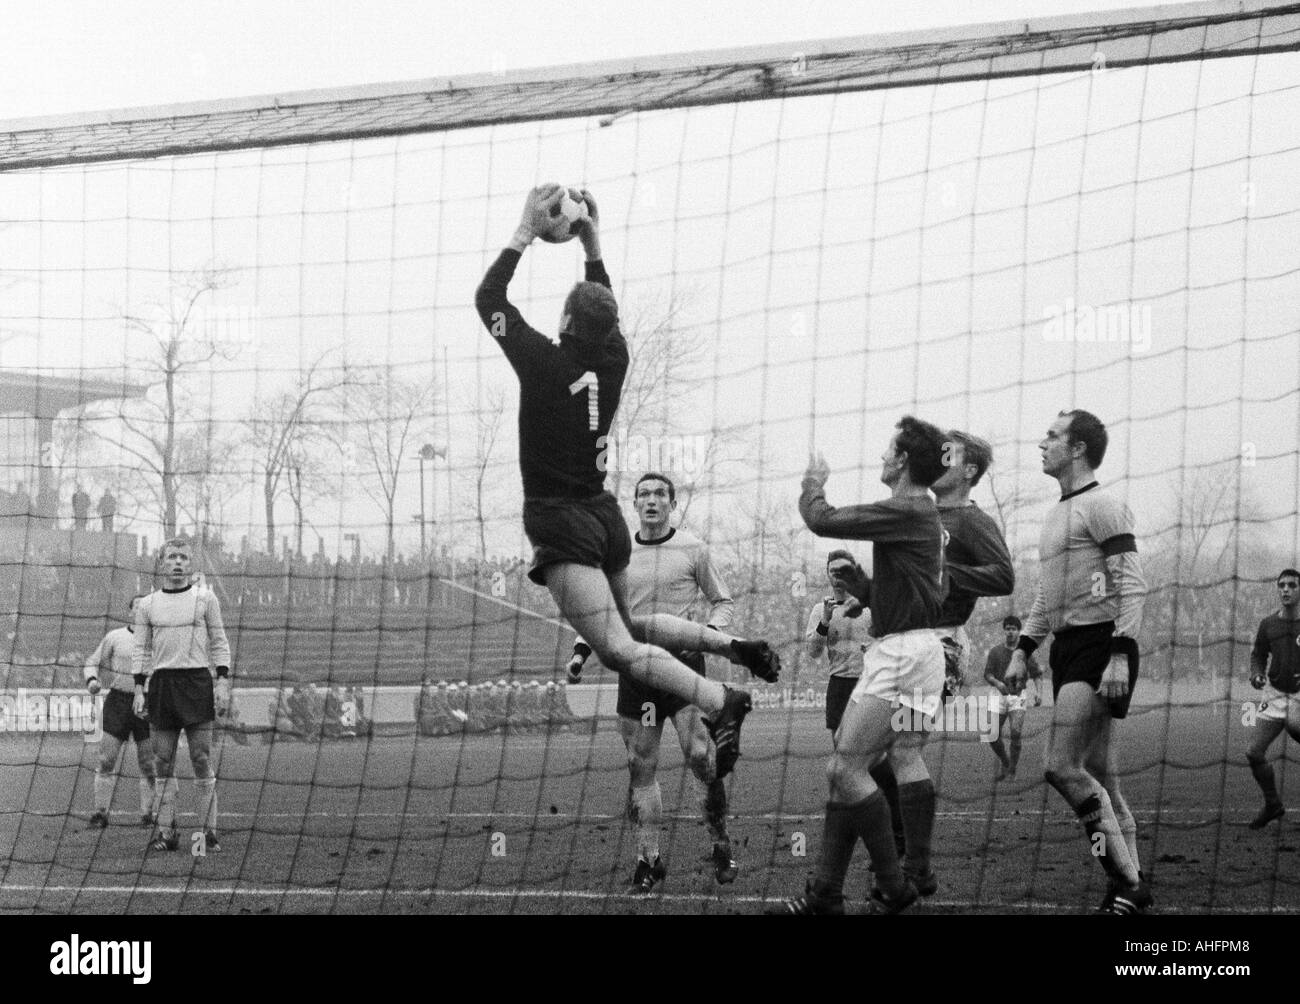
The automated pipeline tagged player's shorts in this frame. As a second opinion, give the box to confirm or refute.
[825,673,859,732]
[146,667,215,731]
[617,651,705,724]
[524,492,633,586]
[1257,686,1299,722]
[850,629,946,718]
[1048,621,1139,720]
[988,691,1029,716]
[101,688,150,744]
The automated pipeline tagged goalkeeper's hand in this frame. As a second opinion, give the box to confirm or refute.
[1250,673,1266,690]
[215,677,232,715]
[133,690,147,719]
[517,183,564,242]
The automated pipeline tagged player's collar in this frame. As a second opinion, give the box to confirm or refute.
[635,527,676,546]
[161,583,194,594]
[1059,480,1100,502]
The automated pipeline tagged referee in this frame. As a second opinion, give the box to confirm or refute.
[133,538,233,853]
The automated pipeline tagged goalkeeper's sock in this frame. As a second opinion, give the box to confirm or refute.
[630,782,662,864]
[138,776,156,816]
[195,776,218,833]
[93,769,114,814]
[154,778,178,830]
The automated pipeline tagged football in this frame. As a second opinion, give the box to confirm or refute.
[538,187,590,243]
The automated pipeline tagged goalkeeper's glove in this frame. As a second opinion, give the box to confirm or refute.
[1250,673,1267,690]
[566,641,592,684]
[215,676,232,714]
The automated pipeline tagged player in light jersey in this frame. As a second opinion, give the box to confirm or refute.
[133,538,233,854]
[475,185,778,778]
[1006,410,1151,915]
[807,549,872,737]
[567,472,739,891]
[85,595,157,828]
[982,615,1042,780]
[1244,568,1300,828]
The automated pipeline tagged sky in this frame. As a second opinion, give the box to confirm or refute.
[1,0,1297,569]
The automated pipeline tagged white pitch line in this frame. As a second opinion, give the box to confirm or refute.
[2,884,1295,914]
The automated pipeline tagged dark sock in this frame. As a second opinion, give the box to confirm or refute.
[989,738,1009,768]
[868,760,904,848]
[810,801,860,901]
[898,779,936,876]
[704,778,729,844]
[857,790,906,897]
[1250,759,1280,804]
[1074,793,1123,883]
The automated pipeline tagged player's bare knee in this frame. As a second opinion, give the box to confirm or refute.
[1246,749,1268,768]
[627,750,657,785]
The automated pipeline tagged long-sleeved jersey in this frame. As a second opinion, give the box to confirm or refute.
[475,249,628,499]
[84,626,138,694]
[133,584,231,677]
[1019,481,1145,658]
[806,600,871,678]
[1250,610,1300,694]
[799,485,944,638]
[936,502,1014,628]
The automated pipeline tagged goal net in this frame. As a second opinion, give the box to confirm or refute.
[1,1,1299,914]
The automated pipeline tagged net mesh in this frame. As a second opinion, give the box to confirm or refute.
[1,5,1299,913]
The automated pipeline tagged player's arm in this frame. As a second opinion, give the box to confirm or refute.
[983,650,1008,695]
[566,636,593,683]
[1249,619,1269,689]
[1007,584,1049,687]
[1090,498,1146,700]
[84,636,109,695]
[475,185,568,376]
[805,603,829,658]
[131,601,151,716]
[205,591,234,712]
[944,512,1015,598]
[799,454,918,548]
[693,544,735,632]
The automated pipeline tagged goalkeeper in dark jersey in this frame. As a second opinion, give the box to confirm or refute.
[475,185,778,777]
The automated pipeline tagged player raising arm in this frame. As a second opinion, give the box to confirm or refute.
[1005,410,1150,915]
[475,185,778,777]
[85,595,156,829]
[1243,568,1300,829]
[774,416,948,916]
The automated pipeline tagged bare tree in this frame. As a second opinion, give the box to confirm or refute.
[467,385,508,563]
[343,368,438,562]
[82,267,239,539]
[242,349,354,555]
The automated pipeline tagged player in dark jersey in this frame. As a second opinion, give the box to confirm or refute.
[983,615,1042,780]
[475,186,778,777]
[1006,410,1151,915]
[774,416,948,916]
[1244,568,1300,828]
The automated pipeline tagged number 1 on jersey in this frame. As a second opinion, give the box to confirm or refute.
[569,371,599,431]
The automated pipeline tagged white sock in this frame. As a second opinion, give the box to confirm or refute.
[195,776,217,833]
[154,778,179,830]
[138,776,156,816]
[93,770,114,813]
[631,782,662,862]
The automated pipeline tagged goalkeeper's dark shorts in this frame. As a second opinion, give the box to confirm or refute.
[617,651,706,724]
[524,492,632,586]
[1049,621,1139,720]
[147,667,215,731]
[101,688,150,744]
[825,674,858,732]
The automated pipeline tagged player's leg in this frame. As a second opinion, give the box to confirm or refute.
[135,735,158,826]
[1007,707,1026,777]
[628,612,779,682]
[890,726,938,895]
[987,694,1011,778]
[670,704,736,883]
[1084,714,1139,879]
[775,692,910,914]
[547,563,731,713]
[1246,716,1286,828]
[186,721,221,850]
[619,713,668,891]
[1043,683,1141,891]
[148,727,181,850]
[90,733,124,827]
